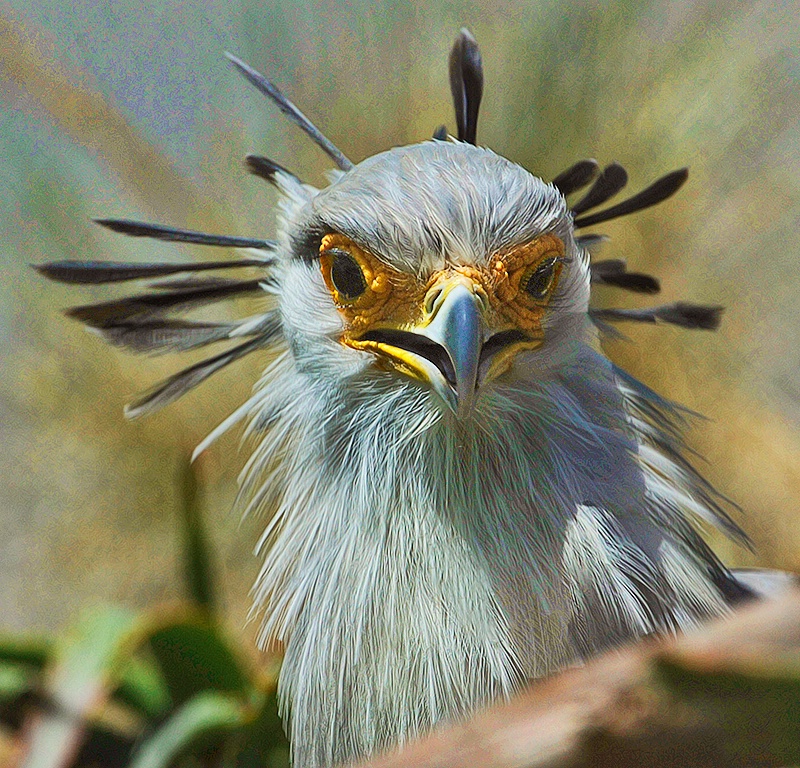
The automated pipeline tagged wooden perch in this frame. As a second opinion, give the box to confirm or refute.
[358,590,800,768]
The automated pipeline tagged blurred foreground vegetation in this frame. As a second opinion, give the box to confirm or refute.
[1,462,289,767]
[2,464,799,765]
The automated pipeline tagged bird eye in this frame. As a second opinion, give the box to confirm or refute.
[328,249,367,300]
[523,258,558,299]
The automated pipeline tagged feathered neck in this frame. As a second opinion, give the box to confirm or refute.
[242,342,729,768]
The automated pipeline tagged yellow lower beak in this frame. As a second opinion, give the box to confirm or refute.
[350,276,485,415]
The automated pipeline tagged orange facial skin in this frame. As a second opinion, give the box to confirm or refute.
[319,233,427,335]
[319,232,565,342]
[489,234,564,330]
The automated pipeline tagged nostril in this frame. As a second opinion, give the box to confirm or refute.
[472,285,489,311]
[425,288,443,314]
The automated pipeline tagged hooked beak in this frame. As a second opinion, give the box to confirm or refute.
[419,282,482,414]
[351,276,529,416]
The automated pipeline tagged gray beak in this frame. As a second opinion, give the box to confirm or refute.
[417,282,483,415]
[355,275,532,416]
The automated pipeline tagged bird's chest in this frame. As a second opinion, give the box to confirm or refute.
[275,481,574,767]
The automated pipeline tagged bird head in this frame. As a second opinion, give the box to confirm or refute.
[278,141,586,419]
[35,29,711,428]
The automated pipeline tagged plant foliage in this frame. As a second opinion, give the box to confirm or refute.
[1,460,288,768]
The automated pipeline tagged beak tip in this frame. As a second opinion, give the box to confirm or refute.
[424,283,483,415]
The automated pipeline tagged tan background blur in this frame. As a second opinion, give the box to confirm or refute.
[2,0,799,643]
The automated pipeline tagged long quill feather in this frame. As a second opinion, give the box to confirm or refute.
[226,53,353,172]
[448,29,484,145]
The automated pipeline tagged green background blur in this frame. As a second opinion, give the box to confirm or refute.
[2,0,800,645]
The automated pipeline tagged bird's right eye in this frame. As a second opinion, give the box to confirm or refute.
[328,249,367,300]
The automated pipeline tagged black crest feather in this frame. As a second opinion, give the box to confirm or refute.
[65,279,267,328]
[147,276,247,291]
[592,302,723,330]
[589,259,627,276]
[245,154,302,187]
[94,218,276,250]
[590,260,660,294]
[570,162,629,215]
[574,168,689,229]
[34,258,268,285]
[124,335,270,419]
[225,52,353,172]
[92,319,241,355]
[448,29,484,145]
[593,272,661,294]
[552,159,600,196]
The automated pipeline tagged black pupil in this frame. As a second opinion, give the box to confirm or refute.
[330,250,366,299]
[524,259,555,298]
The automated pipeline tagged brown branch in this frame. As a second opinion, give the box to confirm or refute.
[359,590,800,768]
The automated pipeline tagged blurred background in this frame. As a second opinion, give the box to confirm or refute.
[2,0,800,647]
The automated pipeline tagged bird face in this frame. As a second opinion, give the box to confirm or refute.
[278,141,589,417]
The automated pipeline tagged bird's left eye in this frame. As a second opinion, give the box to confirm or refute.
[328,249,367,300]
[522,258,558,299]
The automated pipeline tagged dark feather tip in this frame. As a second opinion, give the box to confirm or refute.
[245,154,301,187]
[94,218,276,250]
[589,258,627,276]
[574,168,689,229]
[552,159,599,196]
[432,125,448,141]
[448,28,484,145]
[664,302,724,330]
[570,162,628,216]
[594,272,661,294]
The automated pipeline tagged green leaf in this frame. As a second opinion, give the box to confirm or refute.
[129,691,251,768]
[0,635,52,668]
[0,662,33,703]
[21,606,139,768]
[148,617,251,708]
[232,687,290,768]
[179,458,216,612]
[114,654,172,720]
